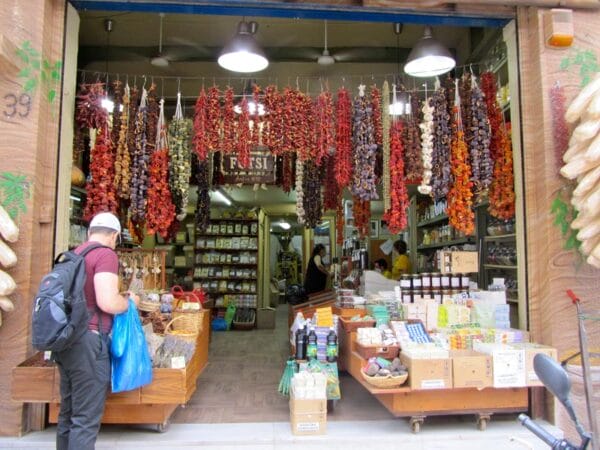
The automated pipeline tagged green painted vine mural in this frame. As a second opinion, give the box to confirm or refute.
[15,40,62,104]
[0,172,31,222]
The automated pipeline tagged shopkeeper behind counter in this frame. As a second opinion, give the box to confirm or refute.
[304,244,330,295]
[391,239,411,279]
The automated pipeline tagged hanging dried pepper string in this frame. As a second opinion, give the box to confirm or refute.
[550,81,570,173]
[403,91,423,183]
[447,80,475,236]
[146,99,177,238]
[382,81,391,211]
[206,85,221,151]
[83,127,118,220]
[194,153,211,233]
[222,86,236,153]
[353,197,371,239]
[303,160,323,228]
[114,83,131,201]
[371,84,383,148]
[75,82,107,130]
[251,83,262,148]
[237,97,251,168]
[334,87,352,188]
[323,155,339,211]
[383,119,409,233]
[481,71,515,220]
[315,90,334,166]
[350,84,378,201]
[263,85,280,152]
[192,88,209,161]
[281,152,294,193]
[469,75,493,200]
[431,84,452,201]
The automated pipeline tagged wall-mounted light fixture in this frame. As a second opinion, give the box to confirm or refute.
[211,189,232,206]
[218,20,269,73]
[404,26,455,78]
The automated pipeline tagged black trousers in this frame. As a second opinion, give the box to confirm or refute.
[54,330,110,450]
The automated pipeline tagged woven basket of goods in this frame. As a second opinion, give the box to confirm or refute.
[361,357,408,388]
[232,307,255,331]
[171,308,206,334]
[360,371,408,389]
[138,299,160,313]
[164,316,198,343]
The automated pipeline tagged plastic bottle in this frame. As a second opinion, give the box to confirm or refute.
[295,326,307,360]
[306,328,318,360]
[326,328,338,363]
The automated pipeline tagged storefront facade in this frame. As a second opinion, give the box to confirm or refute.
[0,0,599,438]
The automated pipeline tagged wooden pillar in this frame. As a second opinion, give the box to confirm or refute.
[517,4,600,429]
[0,0,66,436]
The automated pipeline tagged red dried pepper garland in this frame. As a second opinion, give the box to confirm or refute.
[383,120,409,233]
[83,127,118,221]
[75,82,107,130]
[281,152,294,193]
[447,104,475,236]
[323,155,339,211]
[353,197,371,239]
[193,88,209,161]
[371,85,383,147]
[481,72,515,220]
[222,86,236,153]
[237,97,251,168]
[251,84,262,148]
[314,90,334,166]
[263,85,280,152]
[335,87,352,188]
[206,85,221,151]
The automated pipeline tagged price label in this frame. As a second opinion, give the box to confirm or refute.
[44,351,52,361]
[171,356,186,369]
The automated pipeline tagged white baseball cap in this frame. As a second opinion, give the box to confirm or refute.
[89,212,122,234]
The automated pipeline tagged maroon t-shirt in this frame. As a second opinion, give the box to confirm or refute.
[75,241,119,334]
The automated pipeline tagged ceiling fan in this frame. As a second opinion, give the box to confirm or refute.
[317,20,335,66]
[151,13,169,67]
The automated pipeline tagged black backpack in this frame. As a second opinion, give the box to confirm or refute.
[32,243,108,352]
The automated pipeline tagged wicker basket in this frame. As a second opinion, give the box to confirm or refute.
[138,299,160,313]
[361,370,408,389]
[164,316,198,343]
[355,342,400,360]
[340,317,376,333]
[171,308,206,334]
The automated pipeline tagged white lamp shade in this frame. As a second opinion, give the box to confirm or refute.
[404,26,455,78]
[218,25,269,73]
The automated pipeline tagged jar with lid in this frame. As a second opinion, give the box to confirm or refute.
[431,273,442,289]
[400,274,412,290]
[442,288,453,302]
[441,273,451,289]
[461,274,470,290]
[431,289,442,303]
[401,291,412,304]
[421,273,432,291]
[410,274,422,289]
[412,288,423,301]
[451,274,461,289]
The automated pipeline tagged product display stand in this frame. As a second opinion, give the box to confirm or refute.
[339,328,528,433]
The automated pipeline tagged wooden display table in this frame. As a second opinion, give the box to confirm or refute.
[12,312,210,432]
[340,329,528,433]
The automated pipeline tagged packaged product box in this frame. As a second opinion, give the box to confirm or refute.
[400,353,452,390]
[508,343,558,387]
[257,307,276,329]
[289,397,327,415]
[473,342,526,388]
[290,412,327,435]
[439,251,478,274]
[450,350,493,389]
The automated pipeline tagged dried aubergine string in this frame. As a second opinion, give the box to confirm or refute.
[382,81,391,210]
[146,100,177,238]
[237,97,251,168]
[383,120,409,233]
[295,156,305,224]
[110,81,123,156]
[206,85,221,151]
[431,85,452,201]
[114,84,131,201]
[447,86,475,236]
[303,160,322,228]
[371,85,383,148]
[469,77,493,200]
[314,90,334,166]
[459,73,473,146]
[168,116,192,220]
[194,153,211,233]
[323,155,339,211]
[129,87,149,223]
[481,71,515,220]
[350,86,378,201]
[334,87,352,188]
[192,88,209,161]
[403,91,423,183]
[83,127,118,220]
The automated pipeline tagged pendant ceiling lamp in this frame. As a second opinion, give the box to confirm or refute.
[218,20,269,73]
[404,26,455,78]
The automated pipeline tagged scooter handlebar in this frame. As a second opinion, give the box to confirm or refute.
[519,414,561,448]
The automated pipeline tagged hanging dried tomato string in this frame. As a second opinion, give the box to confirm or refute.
[84,128,118,221]
[222,86,236,153]
[334,87,352,188]
[315,90,334,166]
[383,119,409,234]
[192,88,209,161]
[206,85,221,151]
[237,97,251,169]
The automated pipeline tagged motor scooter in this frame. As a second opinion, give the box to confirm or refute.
[519,353,593,450]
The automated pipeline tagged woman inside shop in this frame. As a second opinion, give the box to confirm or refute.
[374,258,392,279]
[304,244,330,295]
[391,239,411,279]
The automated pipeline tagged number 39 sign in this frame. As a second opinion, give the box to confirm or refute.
[3,93,31,119]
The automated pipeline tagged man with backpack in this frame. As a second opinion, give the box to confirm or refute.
[52,212,139,450]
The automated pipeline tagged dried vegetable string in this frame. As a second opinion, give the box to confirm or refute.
[192,88,209,161]
[382,81,391,210]
[431,82,452,201]
[334,87,352,188]
[469,75,493,201]
[237,97,251,168]
[383,119,409,233]
[335,195,344,245]
[206,85,221,151]
[403,91,423,183]
[315,90,334,166]
[75,82,107,130]
[418,96,434,196]
[550,81,570,172]
[281,153,294,194]
[303,160,323,228]
[295,156,305,224]
[447,79,474,235]
[222,86,236,153]
[129,87,149,224]
[146,98,176,238]
[481,71,515,220]
[263,86,282,153]
[251,84,262,147]
[353,197,371,239]
[168,92,192,220]
[194,153,211,233]
[114,83,131,200]
[146,84,159,155]
[110,81,123,157]
[350,84,378,201]
[371,85,383,148]
[323,155,339,211]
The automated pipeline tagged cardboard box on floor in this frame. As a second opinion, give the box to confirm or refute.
[450,350,493,389]
[400,353,452,390]
[508,343,558,387]
[474,342,526,388]
[289,397,327,436]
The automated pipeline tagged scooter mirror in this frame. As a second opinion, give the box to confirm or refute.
[534,353,571,406]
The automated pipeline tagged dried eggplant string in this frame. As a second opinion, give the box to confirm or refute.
[281,152,294,194]
[129,87,149,223]
[335,194,344,245]
[114,83,131,200]
[295,156,305,225]
[447,79,474,236]
[431,81,452,202]
[110,81,123,156]
[323,154,339,211]
[353,197,371,239]
[382,81,391,211]
[350,84,378,201]
[169,92,192,220]
[146,98,177,238]
[194,153,211,233]
[469,75,493,201]
[303,159,323,228]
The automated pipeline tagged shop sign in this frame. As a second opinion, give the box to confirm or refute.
[222,150,276,184]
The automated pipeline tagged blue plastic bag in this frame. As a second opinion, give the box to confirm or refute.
[110,299,153,393]
[211,317,228,331]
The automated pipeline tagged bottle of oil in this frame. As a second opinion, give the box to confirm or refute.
[326,328,338,362]
[306,328,318,360]
[295,326,307,360]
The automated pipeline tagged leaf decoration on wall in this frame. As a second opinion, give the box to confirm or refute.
[15,40,62,103]
[0,172,31,221]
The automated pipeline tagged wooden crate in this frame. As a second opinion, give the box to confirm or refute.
[12,353,60,403]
